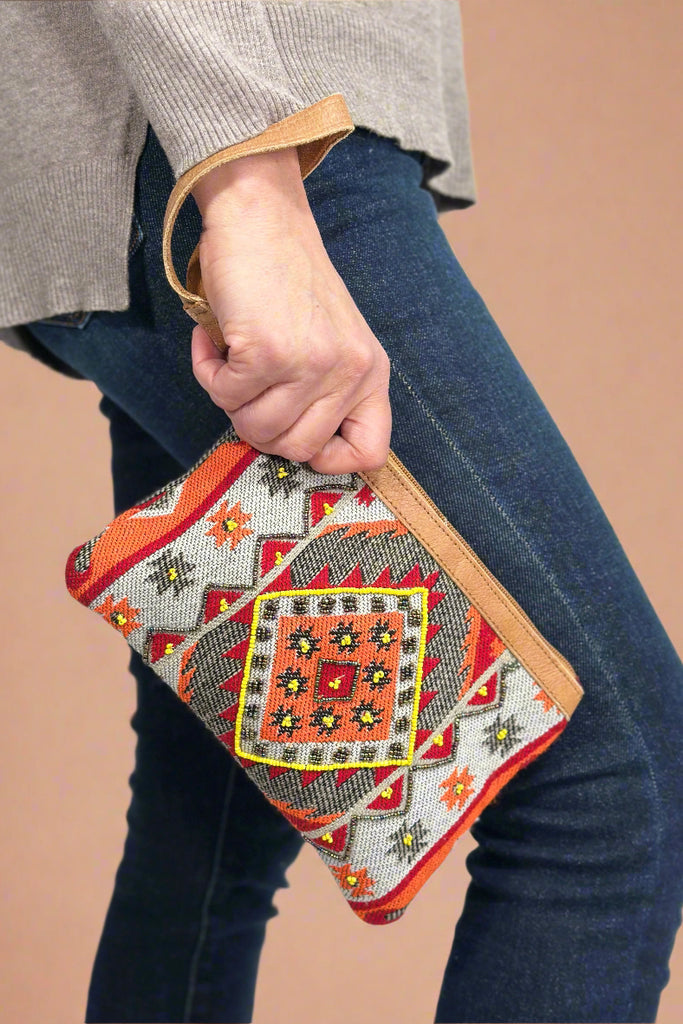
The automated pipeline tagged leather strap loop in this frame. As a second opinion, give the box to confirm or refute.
[160,93,354,352]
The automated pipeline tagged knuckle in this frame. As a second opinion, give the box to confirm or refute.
[263,335,296,371]
[303,346,328,377]
[360,448,390,472]
[204,383,226,410]
[201,377,229,412]
[230,411,262,446]
[279,439,318,464]
[244,426,272,447]
[346,346,373,378]
[358,429,391,471]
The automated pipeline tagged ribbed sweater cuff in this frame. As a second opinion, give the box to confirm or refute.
[91,0,453,179]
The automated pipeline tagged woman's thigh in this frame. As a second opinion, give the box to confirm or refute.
[25,123,683,1022]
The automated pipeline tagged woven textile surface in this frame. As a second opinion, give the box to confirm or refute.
[65,425,582,925]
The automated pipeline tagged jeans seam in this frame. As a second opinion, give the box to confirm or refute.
[182,759,238,1023]
[390,361,665,851]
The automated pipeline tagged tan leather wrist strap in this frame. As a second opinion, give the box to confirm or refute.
[161,93,354,353]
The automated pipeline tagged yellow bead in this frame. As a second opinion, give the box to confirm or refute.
[381,787,393,799]
[373,670,384,683]
[219,598,229,613]
[168,567,178,581]
[361,711,373,724]
[277,467,288,479]
[382,632,391,643]
[346,875,357,886]
[321,833,333,843]
[455,783,464,794]
[323,503,333,515]
[274,550,283,564]
[497,728,508,741]
[282,714,292,728]
[116,614,127,626]
[164,643,174,656]
[288,680,299,691]
[403,834,413,846]
[478,685,488,697]
[225,519,237,531]
[329,678,341,689]
[341,635,351,646]
[432,734,443,746]
[322,715,335,728]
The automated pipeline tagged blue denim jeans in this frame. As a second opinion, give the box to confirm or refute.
[24,122,683,1023]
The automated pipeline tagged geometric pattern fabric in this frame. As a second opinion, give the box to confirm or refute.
[65,426,575,925]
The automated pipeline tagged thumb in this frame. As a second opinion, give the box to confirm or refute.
[191,323,228,389]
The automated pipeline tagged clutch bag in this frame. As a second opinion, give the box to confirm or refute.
[65,140,583,925]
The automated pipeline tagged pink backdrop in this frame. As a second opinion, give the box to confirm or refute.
[1,2,680,1021]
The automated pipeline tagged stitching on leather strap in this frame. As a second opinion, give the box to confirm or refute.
[359,460,582,718]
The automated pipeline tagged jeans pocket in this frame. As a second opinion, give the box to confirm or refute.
[32,309,94,328]
[33,212,144,328]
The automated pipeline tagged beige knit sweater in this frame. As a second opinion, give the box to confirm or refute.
[0,1,476,366]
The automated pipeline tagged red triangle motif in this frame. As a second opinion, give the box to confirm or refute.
[416,722,455,760]
[423,568,441,589]
[203,590,243,623]
[335,767,362,787]
[355,484,376,506]
[222,637,251,661]
[370,565,394,588]
[398,563,424,588]
[310,491,344,526]
[261,568,292,592]
[219,703,239,723]
[339,564,364,589]
[222,601,253,626]
[261,539,297,575]
[220,670,244,694]
[367,770,404,810]
[300,769,325,787]
[427,589,445,613]
[425,622,442,644]
[467,670,498,706]
[307,564,331,589]
[148,632,186,663]
[311,821,348,853]
[418,690,438,713]
[421,655,441,681]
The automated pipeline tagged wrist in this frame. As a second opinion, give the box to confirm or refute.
[191,145,308,219]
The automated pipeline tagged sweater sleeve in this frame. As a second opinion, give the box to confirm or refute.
[90,0,359,181]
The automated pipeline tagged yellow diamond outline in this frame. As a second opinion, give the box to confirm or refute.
[234,586,429,771]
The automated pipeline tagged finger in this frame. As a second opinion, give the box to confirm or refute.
[230,374,347,449]
[249,378,366,461]
[191,325,271,411]
[306,392,392,475]
[261,384,390,472]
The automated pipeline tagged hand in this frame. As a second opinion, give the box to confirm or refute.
[189,147,392,476]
